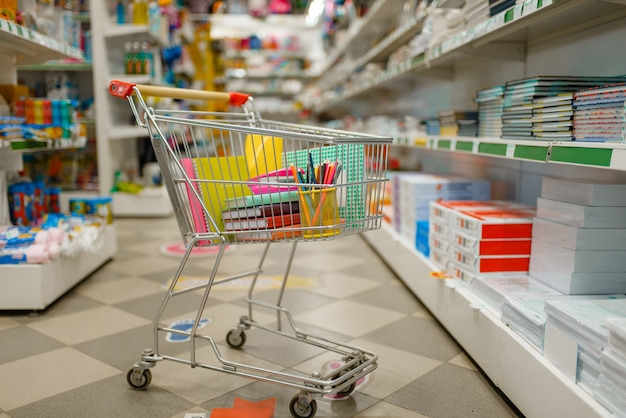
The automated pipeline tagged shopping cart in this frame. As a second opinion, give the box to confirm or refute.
[109,80,391,418]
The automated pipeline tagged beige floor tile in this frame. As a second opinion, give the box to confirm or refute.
[168,407,210,418]
[448,352,476,371]
[413,308,434,320]
[190,253,277,277]
[293,338,442,401]
[350,338,442,399]
[310,272,382,299]
[0,317,19,332]
[76,276,165,304]
[0,347,119,410]
[27,306,150,345]
[294,300,405,338]
[105,255,181,277]
[161,302,276,344]
[294,252,365,272]
[355,401,430,417]
[152,344,284,404]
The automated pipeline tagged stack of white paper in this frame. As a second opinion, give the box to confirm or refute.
[594,317,626,415]
[500,292,619,351]
[530,177,626,294]
[544,298,626,393]
[470,274,561,314]
[502,294,555,350]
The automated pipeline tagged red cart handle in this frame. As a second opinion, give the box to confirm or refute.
[109,80,251,107]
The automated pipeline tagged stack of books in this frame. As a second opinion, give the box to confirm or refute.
[532,93,574,140]
[221,191,301,241]
[437,110,479,137]
[573,83,626,142]
[544,298,626,394]
[529,177,626,294]
[594,317,626,415]
[489,0,516,16]
[501,76,626,140]
[425,119,441,135]
[476,84,505,138]
[463,0,490,27]
[428,200,535,278]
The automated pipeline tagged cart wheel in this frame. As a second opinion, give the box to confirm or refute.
[337,381,356,396]
[289,395,317,418]
[126,368,152,389]
[226,329,246,349]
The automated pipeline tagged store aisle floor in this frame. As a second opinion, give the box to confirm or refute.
[0,217,522,418]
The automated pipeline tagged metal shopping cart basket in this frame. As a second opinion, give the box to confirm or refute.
[109,80,392,418]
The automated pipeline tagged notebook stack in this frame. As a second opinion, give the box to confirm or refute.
[501,76,626,140]
[463,0,490,27]
[594,317,626,415]
[476,85,505,138]
[529,177,626,295]
[425,119,441,135]
[438,110,479,137]
[531,93,574,140]
[392,174,491,249]
[428,200,535,278]
[544,298,626,394]
[573,83,626,142]
[489,0,515,16]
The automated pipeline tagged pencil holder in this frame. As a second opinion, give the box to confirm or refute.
[299,187,341,238]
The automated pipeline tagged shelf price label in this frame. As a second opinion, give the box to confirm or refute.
[506,144,515,158]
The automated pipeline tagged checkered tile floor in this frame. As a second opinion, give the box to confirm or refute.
[0,217,522,418]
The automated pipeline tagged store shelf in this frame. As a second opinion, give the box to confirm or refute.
[0,225,116,311]
[317,0,408,74]
[108,125,148,141]
[315,0,626,112]
[362,223,612,418]
[17,61,93,72]
[104,23,157,40]
[423,136,626,171]
[112,187,173,217]
[0,19,84,65]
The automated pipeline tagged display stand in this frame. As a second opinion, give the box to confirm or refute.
[0,226,116,311]
[0,19,113,311]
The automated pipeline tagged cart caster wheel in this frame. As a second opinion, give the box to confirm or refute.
[126,368,152,389]
[337,381,356,396]
[331,370,356,396]
[289,395,317,418]
[226,329,246,349]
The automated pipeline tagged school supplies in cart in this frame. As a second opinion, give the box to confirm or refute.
[109,80,391,418]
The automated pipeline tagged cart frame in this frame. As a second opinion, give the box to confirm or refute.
[110,80,391,418]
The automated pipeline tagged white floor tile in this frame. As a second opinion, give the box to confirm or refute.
[294,300,405,338]
[311,272,382,299]
[0,317,19,332]
[152,344,284,404]
[355,401,430,417]
[76,276,165,304]
[27,306,150,345]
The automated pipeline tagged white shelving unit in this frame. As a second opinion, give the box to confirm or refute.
[0,19,116,311]
[313,1,626,417]
[89,1,172,217]
[362,224,611,418]
[205,13,324,121]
